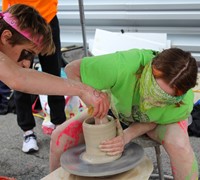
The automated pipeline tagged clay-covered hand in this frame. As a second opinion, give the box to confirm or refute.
[80,87,110,119]
[99,134,125,156]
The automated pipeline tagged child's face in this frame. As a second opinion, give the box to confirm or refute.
[4,43,39,68]
[17,49,35,68]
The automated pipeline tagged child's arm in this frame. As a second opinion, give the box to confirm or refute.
[0,52,109,118]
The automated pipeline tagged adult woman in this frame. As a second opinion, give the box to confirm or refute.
[50,48,198,180]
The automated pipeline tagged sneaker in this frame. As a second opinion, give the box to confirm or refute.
[22,130,39,153]
[42,115,56,135]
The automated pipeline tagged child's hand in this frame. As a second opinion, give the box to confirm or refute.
[81,88,110,119]
[94,117,109,124]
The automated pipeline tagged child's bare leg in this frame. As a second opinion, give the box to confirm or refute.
[147,120,198,180]
[49,109,90,172]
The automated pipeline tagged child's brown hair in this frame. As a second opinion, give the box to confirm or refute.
[0,4,55,55]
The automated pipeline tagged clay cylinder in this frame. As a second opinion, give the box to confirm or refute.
[82,116,121,164]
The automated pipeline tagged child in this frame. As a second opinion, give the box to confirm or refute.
[0,4,109,124]
[2,0,66,153]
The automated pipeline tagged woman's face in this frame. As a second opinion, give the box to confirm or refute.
[155,78,176,96]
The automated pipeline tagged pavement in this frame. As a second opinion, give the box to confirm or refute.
[0,113,200,180]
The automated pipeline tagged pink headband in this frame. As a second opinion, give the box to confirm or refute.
[1,12,42,46]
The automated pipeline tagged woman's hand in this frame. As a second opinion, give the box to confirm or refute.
[99,134,125,156]
[99,119,126,156]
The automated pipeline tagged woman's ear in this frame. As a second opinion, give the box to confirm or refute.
[0,30,12,45]
[152,65,162,78]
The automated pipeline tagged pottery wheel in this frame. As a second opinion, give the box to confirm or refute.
[60,142,144,177]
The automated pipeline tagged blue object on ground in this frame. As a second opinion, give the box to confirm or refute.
[194,99,200,106]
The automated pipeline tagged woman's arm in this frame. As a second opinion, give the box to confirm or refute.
[99,122,156,155]
[123,122,157,144]
[65,59,82,81]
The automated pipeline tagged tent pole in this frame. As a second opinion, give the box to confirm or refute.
[78,0,88,56]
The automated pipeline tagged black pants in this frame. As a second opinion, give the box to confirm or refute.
[14,15,66,131]
[0,81,11,105]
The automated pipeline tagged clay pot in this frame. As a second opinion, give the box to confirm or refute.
[81,116,122,164]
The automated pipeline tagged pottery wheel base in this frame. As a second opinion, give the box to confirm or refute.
[81,151,121,164]
[60,142,144,177]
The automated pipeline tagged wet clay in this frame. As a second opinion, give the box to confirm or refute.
[81,116,122,164]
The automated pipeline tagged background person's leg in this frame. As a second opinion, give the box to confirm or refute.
[39,15,66,131]
[14,91,38,153]
[147,120,199,180]
[14,92,35,131]
[0,81,12,114]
